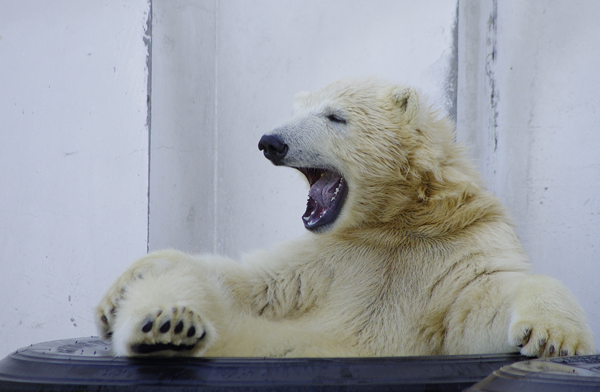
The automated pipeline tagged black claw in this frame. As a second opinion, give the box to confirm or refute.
[187,326,196,338]
[142,320,153,333]
[199,330,206,340]
[174,321,184,334]
[548,345,556,355]
[100,315,108,325]
[159,320,171,333]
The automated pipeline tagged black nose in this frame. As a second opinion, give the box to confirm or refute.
[258,134,288,165]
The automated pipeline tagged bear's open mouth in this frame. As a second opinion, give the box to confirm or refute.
[296,168,348,231]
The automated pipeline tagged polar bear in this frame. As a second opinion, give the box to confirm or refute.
[96,78,594,358]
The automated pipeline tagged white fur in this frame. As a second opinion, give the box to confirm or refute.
[96,78,594,358]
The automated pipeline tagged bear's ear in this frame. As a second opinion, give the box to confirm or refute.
[392,87,419,122]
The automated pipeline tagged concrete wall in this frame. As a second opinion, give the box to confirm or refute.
[2,0,599,357]
[148,1,217,253]
[0,1,151,356]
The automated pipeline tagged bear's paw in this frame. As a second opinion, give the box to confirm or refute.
[111,304,213,356]
[508,320,595,358]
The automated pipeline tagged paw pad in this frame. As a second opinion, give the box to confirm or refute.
[142,320,153,333]
[128,306,208,355]
[187,326,196,338]
[159,321,171,333]
[174,321,184,334]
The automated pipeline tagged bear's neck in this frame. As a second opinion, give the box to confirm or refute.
[341,178,508,247]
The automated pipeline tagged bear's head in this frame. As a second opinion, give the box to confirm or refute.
[259,78,485,236]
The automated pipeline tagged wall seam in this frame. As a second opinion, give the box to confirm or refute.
[445,1,459,124]
[212,0,219,254]
[485,0,499,194]
[486,0,499,154]
[144,0,153,254]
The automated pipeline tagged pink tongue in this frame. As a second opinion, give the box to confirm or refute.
[308,173,341,208]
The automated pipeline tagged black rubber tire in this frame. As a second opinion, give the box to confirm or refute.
[466,353,600,392]
[0,337,527,391]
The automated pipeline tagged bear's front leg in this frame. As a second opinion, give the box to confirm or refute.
[508,275,595,357]
[95,250,223,356]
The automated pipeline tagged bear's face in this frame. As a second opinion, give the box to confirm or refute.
[259,78,442,233]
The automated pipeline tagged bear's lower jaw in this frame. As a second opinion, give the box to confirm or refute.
[297,168,348,231]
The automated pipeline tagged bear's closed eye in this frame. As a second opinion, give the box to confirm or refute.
[327,114,347,124]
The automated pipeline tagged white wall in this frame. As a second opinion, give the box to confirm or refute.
[148,0,217,253]
[457,0,600,349]
[0,1,151,356]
